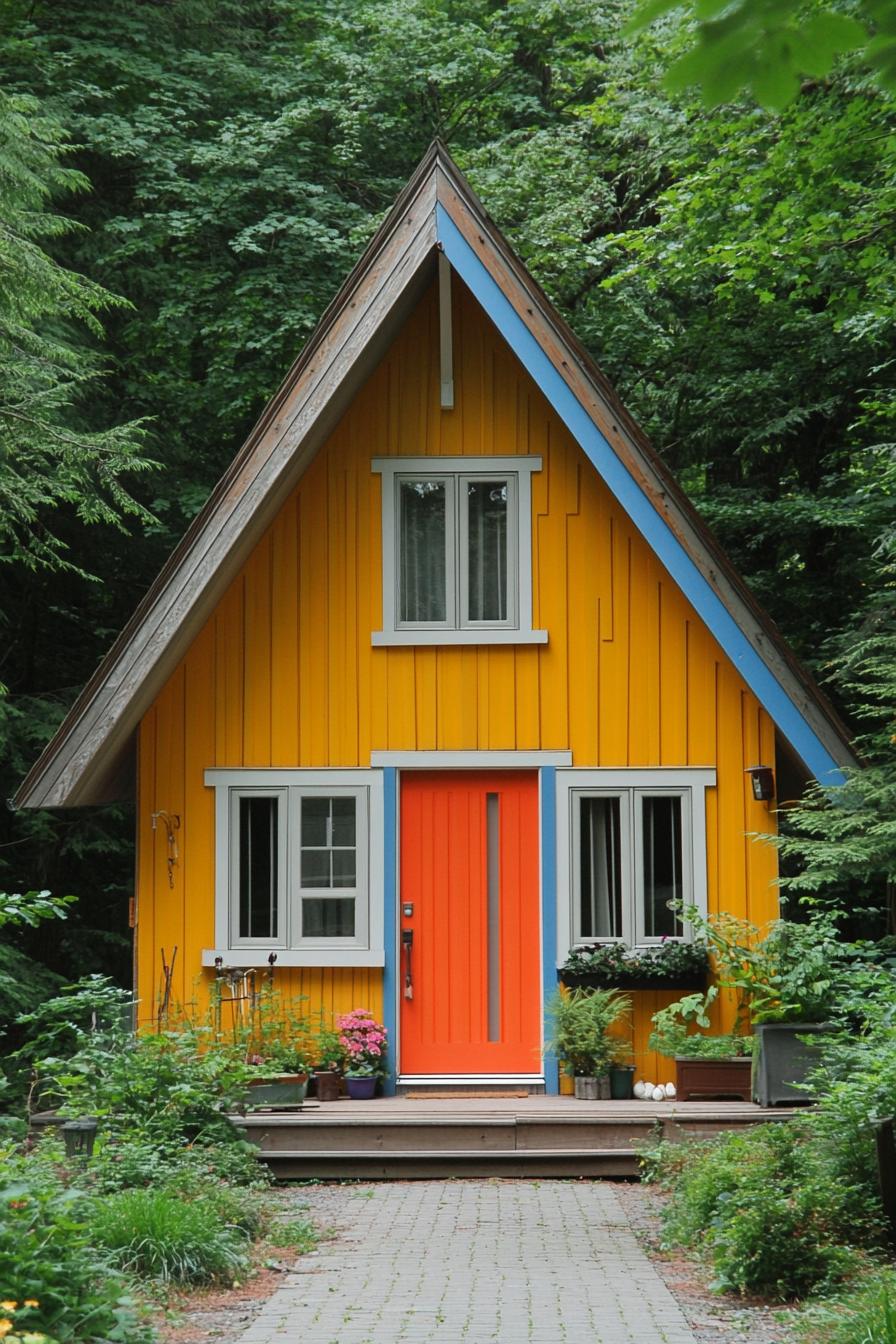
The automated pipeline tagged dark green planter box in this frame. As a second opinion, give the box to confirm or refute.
[246,1073,309,1107]
[559,971,707,992]
[752,1023,833,1107]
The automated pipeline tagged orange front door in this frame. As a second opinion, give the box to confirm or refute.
[399,771,541,1075]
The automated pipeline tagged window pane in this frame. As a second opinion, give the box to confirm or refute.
[301,796,328,847]
[300,849,330,888]
[238,797,278,938]
[399,480,447,622]
[331,849,357,887]
[467,480,508,621]
[580,797,622,938]
[331,797,356,846]
[642,796,684,937]
[303,898,356,938]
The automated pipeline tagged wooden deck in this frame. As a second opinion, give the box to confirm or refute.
[237,1095,797,1179]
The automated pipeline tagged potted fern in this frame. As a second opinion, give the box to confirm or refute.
[545,987,631,1099]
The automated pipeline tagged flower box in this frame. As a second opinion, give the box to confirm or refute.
[558,942,710,992]
[675,1056,752,1102]
[246,1072,309,1107]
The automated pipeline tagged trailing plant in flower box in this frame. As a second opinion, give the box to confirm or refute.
[560,939,709,990]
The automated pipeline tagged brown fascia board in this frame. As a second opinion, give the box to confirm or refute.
[14,158,442,809]
[15,141,856,808]
[432,156,857,771]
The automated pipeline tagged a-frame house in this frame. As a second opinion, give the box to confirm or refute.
[16,144,855,1092]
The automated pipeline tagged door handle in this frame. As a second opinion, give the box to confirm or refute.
[402,929,414,1000]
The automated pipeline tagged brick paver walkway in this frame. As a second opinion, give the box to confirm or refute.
[243,1181,699,1344]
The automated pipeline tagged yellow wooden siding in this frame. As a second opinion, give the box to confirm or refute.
[136,277,778,1081]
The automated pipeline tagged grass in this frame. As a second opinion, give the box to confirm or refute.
[793,1268,896,1344]
[266,1216,318,1253]
[90,1188,251,1286]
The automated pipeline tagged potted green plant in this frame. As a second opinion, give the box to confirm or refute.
[244,987,313,1107]
[560,939,709,991]
[607,1040,636,1100]
[337,1009,388,1100]
[245,1039,313,1106]
[683,906,845,1106]
[545,987,631,1099]
[648,988,753,1101]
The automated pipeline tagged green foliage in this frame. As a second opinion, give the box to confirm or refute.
[628,0,891,109]
[560,939,709,986]
[794,1268,896,1343]
[0,1143,153,1344]
[89,1188,250,1287]
[647,1122,864,1299]
[16,978,252,1153]
[0,892,75,931]
[683,906,850,1023]
[773,577,896,917]
[0,87,154,574]
[89,1134,269,1196]
[648,988,752,1059]
[545,987,630,1076]
[266,1216,318,1254]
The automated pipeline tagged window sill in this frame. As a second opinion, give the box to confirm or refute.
[201,949,385,969]
[372,629,548,647]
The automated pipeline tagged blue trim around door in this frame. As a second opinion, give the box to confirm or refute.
[436,203,845,788]
[540,766,559,1096]
[382,766,398,1096]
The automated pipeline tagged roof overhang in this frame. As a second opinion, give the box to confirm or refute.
[15,142,856,808]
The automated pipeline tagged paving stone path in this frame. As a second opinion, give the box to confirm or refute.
[243,1181,700,1344]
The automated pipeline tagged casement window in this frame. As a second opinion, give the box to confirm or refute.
[203,770,385,968]
[556,769,715,955]
[371,456,546,646]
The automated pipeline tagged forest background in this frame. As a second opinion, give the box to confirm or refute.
[1,0,895,1010]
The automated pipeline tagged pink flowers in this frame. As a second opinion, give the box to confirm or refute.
[337,1009,388,1075]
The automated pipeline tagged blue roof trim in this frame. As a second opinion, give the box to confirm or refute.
[436,203,845,786]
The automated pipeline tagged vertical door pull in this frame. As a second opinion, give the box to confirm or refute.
[402,928,414,999]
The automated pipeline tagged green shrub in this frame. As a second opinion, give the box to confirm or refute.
[648,1123,870,1299]
[90,1188,250,1286]
[0,1147,152,1344]
[17,979,253,1161]
[90,1135,268,1195]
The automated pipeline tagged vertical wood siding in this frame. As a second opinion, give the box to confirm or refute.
[137,278,779,1080]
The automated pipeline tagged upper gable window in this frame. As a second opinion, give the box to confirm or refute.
[372,456,547,646]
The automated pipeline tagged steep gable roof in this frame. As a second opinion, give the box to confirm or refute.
[15,142,856,808]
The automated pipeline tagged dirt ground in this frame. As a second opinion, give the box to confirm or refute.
[160,1180,799,1344]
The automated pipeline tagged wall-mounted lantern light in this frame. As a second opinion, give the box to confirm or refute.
[745,765,775,802]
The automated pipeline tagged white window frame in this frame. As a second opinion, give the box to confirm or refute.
[371,456,547,646]
[203,769,385,968]
[555,768,715,962]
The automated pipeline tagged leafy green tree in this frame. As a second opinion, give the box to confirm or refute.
[629,0,896,109]
[0,87,153,573]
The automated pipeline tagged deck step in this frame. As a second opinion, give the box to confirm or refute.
[234,1101,797,1181]
[260,1148,640,1178]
